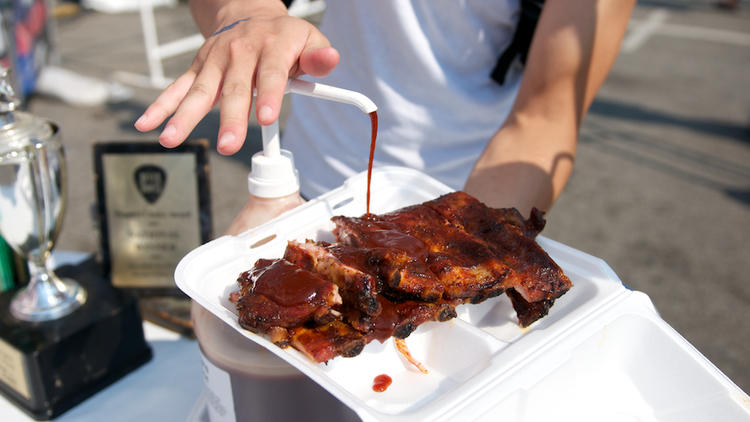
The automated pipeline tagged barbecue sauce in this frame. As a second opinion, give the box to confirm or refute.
[366,111,378,215]
[370,296,400,343]
[372,374,392,392]
[248,258,330,307]
[365,227,427,259]
[348,216,429,260]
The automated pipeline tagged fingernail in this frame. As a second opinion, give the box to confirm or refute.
[218,132,236,150]
[135,113,147,127]
[161,124,177,139]
[258,105,273,123]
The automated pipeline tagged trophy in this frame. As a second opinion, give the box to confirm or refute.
[0,67,151,419]
[0,111,86,321]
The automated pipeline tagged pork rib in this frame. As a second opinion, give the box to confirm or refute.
[333,205,515,303]
[235,258,342,346]
[284,240,381,316]
[424,191,572,325]
[290,321,367,363]
[365,295,458,343]
[332,216,444,302]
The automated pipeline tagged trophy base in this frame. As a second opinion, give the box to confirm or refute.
[0,258,152,420]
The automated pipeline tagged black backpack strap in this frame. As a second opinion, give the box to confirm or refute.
[491,0,545,85]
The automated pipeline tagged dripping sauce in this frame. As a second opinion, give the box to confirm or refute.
[366,111,378,215]
[372,374,392,392]
[369,296,400,343]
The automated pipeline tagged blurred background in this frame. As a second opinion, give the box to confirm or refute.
[6,0,749,394]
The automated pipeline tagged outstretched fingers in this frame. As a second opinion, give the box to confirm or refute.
[159,57,225,148]
[136,14,340,155]
[134,71,196,134]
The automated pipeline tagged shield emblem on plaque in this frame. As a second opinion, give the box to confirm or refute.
[134,164,167,204]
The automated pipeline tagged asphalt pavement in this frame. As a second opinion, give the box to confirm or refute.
[23,0,750,395]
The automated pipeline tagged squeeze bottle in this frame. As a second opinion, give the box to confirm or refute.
[191,79,376,422]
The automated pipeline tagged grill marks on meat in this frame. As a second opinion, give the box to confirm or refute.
[379,205,514,302]
[291,297,459,362]
[332,216,444,302]
[333,205,513,303]
[365,296,458,343]
[234,191,571,363]
[424,191,572,324]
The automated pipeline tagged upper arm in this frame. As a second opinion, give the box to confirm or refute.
[510,0,635,130]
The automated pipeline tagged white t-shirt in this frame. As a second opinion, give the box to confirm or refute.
[282,0,523,198]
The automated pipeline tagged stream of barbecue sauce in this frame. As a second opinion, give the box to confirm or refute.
[366,111,378,216]
[372,374,392,392]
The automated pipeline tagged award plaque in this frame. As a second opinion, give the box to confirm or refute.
[93,140,212,292]
[93,141,211,336]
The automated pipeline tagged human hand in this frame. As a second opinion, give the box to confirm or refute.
[134,10,339,155]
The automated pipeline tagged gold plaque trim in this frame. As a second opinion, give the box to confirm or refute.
[0,337,30,400]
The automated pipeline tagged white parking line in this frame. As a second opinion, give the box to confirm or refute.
[623,8,750,52]
[622,9,670,53]
[657,23,750,47]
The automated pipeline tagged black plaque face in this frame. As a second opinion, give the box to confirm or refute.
[93,141,211,290]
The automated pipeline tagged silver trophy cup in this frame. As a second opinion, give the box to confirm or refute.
[0,70,86,322]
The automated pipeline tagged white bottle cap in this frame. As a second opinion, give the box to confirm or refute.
[247,148,299,198]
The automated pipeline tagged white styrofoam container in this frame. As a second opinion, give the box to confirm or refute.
[175,166,750,422]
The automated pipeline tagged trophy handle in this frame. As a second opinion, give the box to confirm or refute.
[28,139,55,262]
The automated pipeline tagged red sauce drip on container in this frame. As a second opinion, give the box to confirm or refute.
[372,374,392,392]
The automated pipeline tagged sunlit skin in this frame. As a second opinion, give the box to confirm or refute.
[134,1,339,155]
[135,0,635,216]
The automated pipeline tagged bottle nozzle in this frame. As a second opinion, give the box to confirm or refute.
[248,79,377,198]
[286,79,377,114]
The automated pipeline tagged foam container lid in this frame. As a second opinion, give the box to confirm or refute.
[175,166,750,421]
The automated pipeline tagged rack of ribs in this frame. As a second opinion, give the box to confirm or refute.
[333,204,517,303]
[233,191,572,363]
[423,191,572,325]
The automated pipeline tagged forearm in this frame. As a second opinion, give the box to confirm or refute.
[465,0,634,215]
[464,116,575,216]
[189,0,287,36]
